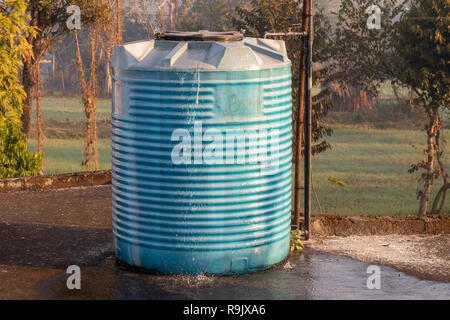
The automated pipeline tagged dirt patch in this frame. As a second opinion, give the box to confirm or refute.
[306,234,450,282]
[310,215,450,236]
[0,170,111,193]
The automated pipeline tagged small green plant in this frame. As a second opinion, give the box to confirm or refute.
[0,120,42,178]
[290,230,304,252]
[328,176,347,188]
[328,176,347,214]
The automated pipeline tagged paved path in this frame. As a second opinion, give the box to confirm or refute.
[0,185,112,228]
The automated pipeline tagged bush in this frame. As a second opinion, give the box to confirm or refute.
[0,119,42,178]
[0,0,42,178]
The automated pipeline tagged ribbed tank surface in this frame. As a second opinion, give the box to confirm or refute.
[112,35,292,274]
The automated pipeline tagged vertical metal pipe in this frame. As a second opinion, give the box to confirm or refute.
[294,0,310,231]
[304,0,314,240]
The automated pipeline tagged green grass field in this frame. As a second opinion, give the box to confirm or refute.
[309,127,449,215]
[28,138,112,174]
[28,96,449,215]
[32,96,111,122]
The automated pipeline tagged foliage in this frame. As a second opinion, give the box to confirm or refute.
[24,0,110,37]
[0,0,33,117]
[20,0,112,135]
[0,121,42,178]
[324,0,409,114]
[328,0,449,216]
[394,0,449,215]
[176,0,246,31]
[0,0,42,178]
[326,0,408,97]
[229,0,334,156]
[328,176,347,214]
[393,0,449,114]
[290,230,304,252]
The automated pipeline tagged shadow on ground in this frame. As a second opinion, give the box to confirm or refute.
[0,223,113,268]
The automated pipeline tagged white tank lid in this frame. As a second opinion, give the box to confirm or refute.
[113,31,290,72]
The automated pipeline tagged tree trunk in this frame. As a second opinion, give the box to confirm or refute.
[116,0,123,43]
[60,69,65,94]
[36,63,44,174]
[52,53,56,89]
[431,127,448,214]
[75,27,100,171]
[169,0,176,30]
[36,64,43,154]
[75,30,94,170]
[105,58,112,97]
[21,58,38,136]
[418,116,438,217]
[90,28,99,170]
[20,8,40,137]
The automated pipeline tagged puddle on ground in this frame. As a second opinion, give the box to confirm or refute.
[36,249,450,300]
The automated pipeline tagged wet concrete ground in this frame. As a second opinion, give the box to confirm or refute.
[2,241,449,299]
[0,186,449,300]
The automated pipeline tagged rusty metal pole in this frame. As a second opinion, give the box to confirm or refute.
[294,0,310,231]
[304,0,314,240]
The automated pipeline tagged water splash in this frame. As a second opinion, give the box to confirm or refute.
[176,274,216,288]
[283,261,295,270]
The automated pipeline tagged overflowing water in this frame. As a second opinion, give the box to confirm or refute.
[37,250,450,300]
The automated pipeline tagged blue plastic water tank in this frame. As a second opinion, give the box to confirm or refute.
[112,31,292,275]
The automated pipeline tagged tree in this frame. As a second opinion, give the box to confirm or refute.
[99,0,123,97]
[125,0,181,36]
[21,0,72,136]
[396,0,449,216]
[327,0,448,216]
[325,0,408,104]
[229,0,334,156]
[0,0,42,178]
[125,0,159,38]
[20,0,110,137]
[72,0,112,171]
